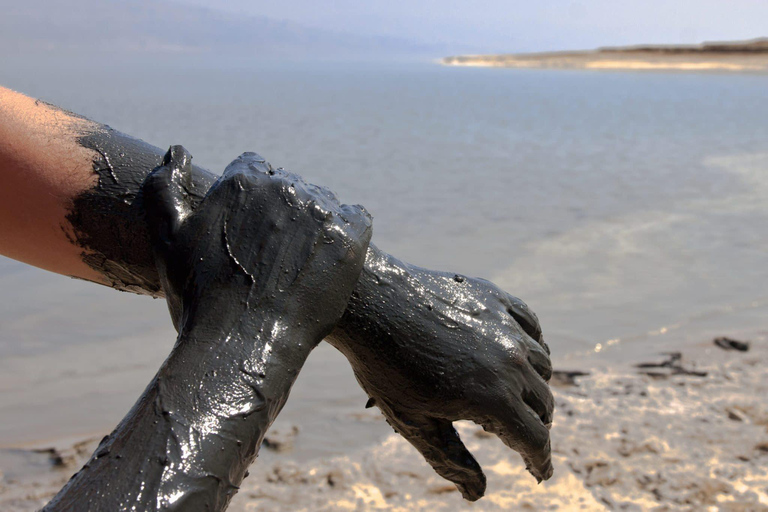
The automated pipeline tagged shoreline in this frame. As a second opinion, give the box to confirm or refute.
[3,328,766,510]
[441,38,768,73]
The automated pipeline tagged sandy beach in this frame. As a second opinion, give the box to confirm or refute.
[2,327,766,511]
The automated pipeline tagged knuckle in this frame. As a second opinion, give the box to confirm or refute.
[347,204,372,225]
[311,201,334,223]
[223,170,252,191]
[309,183,339,203]
[243,155,271,174]
[505,342,530,369]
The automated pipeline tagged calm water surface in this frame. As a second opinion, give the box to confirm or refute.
[1,62,767,457]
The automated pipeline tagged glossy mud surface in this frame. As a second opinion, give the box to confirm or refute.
[47,148,372,510]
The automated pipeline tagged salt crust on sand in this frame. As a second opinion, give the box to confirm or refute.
[2,337,767,511]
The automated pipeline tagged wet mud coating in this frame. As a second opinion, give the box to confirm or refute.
[62,123,554,502]
[67,128,214,295]
[45,148,372,510]
[331,252,554,500]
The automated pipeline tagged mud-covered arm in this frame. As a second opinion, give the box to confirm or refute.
[45,148,372,511]
[1,86,554,500]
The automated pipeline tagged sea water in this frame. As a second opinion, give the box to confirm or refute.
[1,61,766,458]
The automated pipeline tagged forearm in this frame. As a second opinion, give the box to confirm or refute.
[0,88,105,282]
[0,86,386,297]
[45,321,309,511]
[45,145,371,511]
[0,86,211,292]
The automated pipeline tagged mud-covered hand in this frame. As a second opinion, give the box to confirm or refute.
[141,146,372,340]
[329,249,553,502]
[48,148,373,511]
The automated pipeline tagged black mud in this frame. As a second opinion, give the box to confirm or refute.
[68,127,214,295]
[45,148,372,511]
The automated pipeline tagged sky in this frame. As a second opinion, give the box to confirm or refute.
[2,0,766,64]
[170,0,768,53]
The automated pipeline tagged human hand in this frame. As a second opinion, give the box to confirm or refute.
[103,147,374,509]
[141,146,372,341]
[329,248,553,501]
[44,148,373,511]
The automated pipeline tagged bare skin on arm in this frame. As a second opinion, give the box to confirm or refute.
[0,85,554,502]
[0,88,104,283]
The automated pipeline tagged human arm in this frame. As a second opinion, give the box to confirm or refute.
[0,85,554,499]
[45,148,372,510]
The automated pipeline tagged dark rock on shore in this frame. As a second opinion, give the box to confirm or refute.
[714,337,750,352]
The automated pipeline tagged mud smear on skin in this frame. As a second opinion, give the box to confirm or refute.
[67,127,214,295]
[47,148,371,511]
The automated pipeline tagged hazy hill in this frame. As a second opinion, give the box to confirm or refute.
[0,0,434,60]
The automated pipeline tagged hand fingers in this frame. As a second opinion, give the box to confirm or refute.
[140,145,195,251]
[524,336,553,382]
[380,406,486,501]
[504,295,548,354]
[479,394,553,483]
[218,153,372,264]
[520,363,555,427]
[206,154,372,304]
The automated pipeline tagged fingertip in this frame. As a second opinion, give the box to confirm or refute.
[543,459,554,480]
[456,472,486,501]
[527,451,554,483]
[488,399,553,480]
[522,385,554,429]
[382,412,486,502]
[524,437,553,483]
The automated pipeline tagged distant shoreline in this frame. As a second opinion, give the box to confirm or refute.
[441,38,768,73]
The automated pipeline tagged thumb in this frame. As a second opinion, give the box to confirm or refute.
[141,145,195,253]
[379,405,486,501]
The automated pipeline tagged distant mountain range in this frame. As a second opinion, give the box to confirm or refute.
[1,0,436,60]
